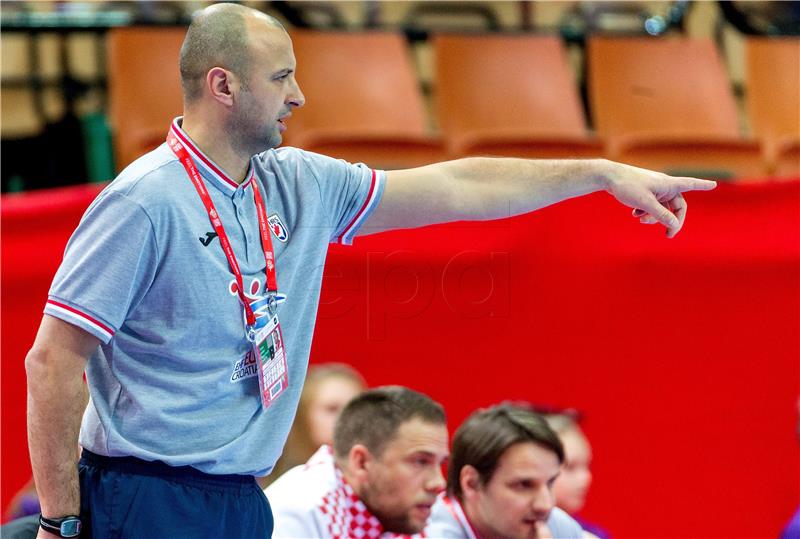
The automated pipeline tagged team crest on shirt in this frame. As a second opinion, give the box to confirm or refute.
[268,214,289,242]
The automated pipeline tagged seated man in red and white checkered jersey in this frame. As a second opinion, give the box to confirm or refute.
[265,386,449,538]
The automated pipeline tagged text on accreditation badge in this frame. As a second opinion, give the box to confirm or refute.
[253,314,289,409]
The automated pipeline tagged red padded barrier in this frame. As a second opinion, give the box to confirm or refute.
[2,179,799,537]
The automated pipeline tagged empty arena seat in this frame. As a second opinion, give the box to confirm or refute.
[746,37,800,177]
[433,34,604,159]
[284,30,445,169]
[588,36,765,179]
[106,27,185,171]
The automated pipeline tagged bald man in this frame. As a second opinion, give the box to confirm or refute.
[25,3,716,538]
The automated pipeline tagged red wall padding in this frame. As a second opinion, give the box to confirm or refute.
[2,180,799,537]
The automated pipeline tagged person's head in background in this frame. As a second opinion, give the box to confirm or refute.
[261,363,365,487]
[334,386,449,534]
[448,404,564,539]
[302,363,367,447]
[542,411,593,516]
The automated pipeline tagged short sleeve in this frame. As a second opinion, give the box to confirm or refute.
[270,148,384,245]
[322,163,385,245]
[44,191,159,344]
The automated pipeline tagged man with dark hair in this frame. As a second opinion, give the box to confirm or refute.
[26,0,715,537]
[266,386,449,537]
[427,404,584,538]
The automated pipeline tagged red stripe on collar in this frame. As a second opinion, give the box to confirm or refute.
[169,119,241,190]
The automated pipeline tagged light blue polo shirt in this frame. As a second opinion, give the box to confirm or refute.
[44,118,385,476]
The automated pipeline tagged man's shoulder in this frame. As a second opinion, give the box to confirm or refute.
[547,507,585,538]
[265,449,337,512]
[265,449,338,538]
[254,146,356,181]
[425,496,468,539]
[106,144,184,203]
[256,145,315,166]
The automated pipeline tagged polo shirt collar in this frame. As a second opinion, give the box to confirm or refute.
[442,495,480,539]
[169,117,254,196]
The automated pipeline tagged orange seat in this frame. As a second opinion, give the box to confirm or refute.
[746,37,800,177]
[285,30,445,169]
[588,36,765,180]
[433,34,604,159]
[107,27,185,171]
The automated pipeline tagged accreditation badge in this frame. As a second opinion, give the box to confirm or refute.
[251,313,289,410]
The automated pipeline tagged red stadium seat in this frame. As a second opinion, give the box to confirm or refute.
[433,34,604,159]
[588,36,766,180]
[284,30,445,169]
[107,27,185,171]
[746,37,800,177]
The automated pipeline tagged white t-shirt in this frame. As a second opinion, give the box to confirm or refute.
[266,445,423,539]
[425,494,585,539]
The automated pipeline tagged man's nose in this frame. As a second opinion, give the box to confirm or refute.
[287,79,305,108]
[426,466,446,495]
[531,486,555,520]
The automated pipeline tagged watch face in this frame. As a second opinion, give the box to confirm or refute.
[60,519,82,538]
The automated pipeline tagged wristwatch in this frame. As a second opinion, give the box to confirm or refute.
[39,515,82,538]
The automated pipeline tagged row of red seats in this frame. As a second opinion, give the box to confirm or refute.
[109,29,799,179]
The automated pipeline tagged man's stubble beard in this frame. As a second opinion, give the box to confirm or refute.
[228,107,282,157]
[360,481,421,536]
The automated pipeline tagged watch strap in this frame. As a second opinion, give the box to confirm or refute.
[39,515,82,538]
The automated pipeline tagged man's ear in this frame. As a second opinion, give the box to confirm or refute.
[460,465,482,501]
[347,444,373,483]
[206,67,236,107]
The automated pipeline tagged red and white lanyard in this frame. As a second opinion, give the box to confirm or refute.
[167,131,277,327]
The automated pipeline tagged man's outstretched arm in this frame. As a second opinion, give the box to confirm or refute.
[362,158,717,239]
[26,315,96,537]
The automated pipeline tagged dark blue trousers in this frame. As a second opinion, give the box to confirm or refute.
[78,450,273,539]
